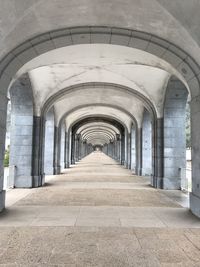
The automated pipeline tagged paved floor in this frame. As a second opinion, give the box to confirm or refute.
[1,152,200,266]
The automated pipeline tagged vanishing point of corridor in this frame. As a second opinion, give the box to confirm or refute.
[1,152,200,266]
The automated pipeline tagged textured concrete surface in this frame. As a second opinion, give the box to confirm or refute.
[1,152,200,266]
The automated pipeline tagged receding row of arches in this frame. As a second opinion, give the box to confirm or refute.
[0,25,198,218]
[7,74,188,191]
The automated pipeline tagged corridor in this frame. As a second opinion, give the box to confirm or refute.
[1,152,200,266]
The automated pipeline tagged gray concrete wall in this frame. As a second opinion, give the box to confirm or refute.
[163,79,188,189]
[53,126,61,174]
[44,108,54,175]
[190,92,200,217]
[136,128,142,175]
[152,118,164,188]
[9,75,33,188]
[141,110,152,176]
[60,123,65,170]
[131,126,136,173]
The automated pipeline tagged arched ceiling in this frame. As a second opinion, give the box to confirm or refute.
[1,0,200,64]
[2,1,199,148]
[76,122,120,146]
[52,86,145,127]
[25,44,177,117]
[65,106,132,132]
[77,122,120,135]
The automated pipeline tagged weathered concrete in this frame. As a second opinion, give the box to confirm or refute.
[44,108,54,175]
[141,109,152,176]
[190,93,200,217]
[163,78,188,189]
[136,128,142,175]
[152,118,164,189]
[32,116,44,187]
[9,75,33,188]
[131,125,136,173]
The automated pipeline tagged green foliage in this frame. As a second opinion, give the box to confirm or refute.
[3,146,9,167]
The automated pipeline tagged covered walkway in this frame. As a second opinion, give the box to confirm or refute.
[1,152,200,266]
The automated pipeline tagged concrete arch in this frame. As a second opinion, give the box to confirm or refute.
[81,126,117,136]
[57,102,139,132]
[79,124,120,136]
[1,26,198,100]
[83,131,115,141]
[84,132,114,143]
[82,129,116,140]
[69,116,126,166]
[0,18,199,217]
[42,83,159,123]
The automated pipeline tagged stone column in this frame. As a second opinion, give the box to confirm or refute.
[151,118,163,188]
[64,131,68,168]
[141,110,152,176]
[78,135,82,160]
[71,132,75,164]
[44,109,54,175]
[9,76,34,188]
[53,126,61,174]
[32,116,45,187]
[190,95,200,217]
[121,131,125,165]
[60,124,65,170]
[163,82,188,189]
[127,133,131,169]
[131,126,136,173]
[136,128,142,175]
[124,129,128,167]
[74,134,80,162]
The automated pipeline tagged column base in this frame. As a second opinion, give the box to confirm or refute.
[44,168,54,175]
[163,177,181,190]
[54,166,61,175]
[136,168,142,176]
[33,175,44,187]
[141,168,152,177]
[15,175,33,188]
[65,162,70,168]
[0,190,5,212]
[190,192,200,218]
[151,176,163,189]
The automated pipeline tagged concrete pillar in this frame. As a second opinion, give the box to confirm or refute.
[124,129,128,167]
[151,118,163,188]
[127,133,131,169]
[116,134,121,162]
[141,110,152,176]
[136,128,142,175]
[78,135,82,160]
[32,116,45,187]
[44,108,54,175]
[74,134,80,162]
[9,76,34,188]
[131,126,136,173]
[60,124,65,170]
[190,95,200,217]
[0,92,7,211]
[71,131,75,164]
[121,131,125,165]
[53,126,61,174]
[163,79,188,189]
[64,131,71,168]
